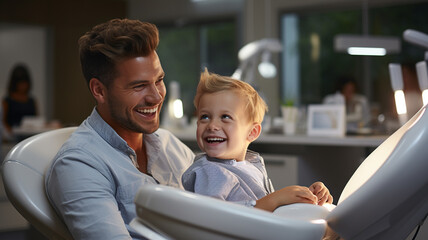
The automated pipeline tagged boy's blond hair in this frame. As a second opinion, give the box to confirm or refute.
[194,69,268,124]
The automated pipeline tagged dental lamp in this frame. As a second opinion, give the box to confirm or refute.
[416,61,428,106]
[389,63,408,125]
[403,29,428,106]
[161,81,184,130]
[403,29,428,52]
[232,38,282,85]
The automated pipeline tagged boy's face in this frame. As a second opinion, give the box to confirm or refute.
[196,90,258,161]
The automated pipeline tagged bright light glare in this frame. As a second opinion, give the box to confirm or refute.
[231,68,242,80]
[347,47,386,56]
[173,99,183,118]
[423,89,428,106]
[394,90,407,115]
[258,62,277,78]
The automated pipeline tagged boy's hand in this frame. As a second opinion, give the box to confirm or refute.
[309,182,333,205]
[255,185,318,212]
[275,185,318,205]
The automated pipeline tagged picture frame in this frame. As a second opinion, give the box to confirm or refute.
[307,104,346,137]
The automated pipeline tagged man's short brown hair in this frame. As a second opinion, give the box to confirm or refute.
[78,18,159,87]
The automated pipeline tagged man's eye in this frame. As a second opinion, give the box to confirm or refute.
[156,78,164,85]
[222,114,232,120]
[133,84,146,90]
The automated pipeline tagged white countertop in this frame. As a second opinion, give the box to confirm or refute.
[170,129,388,148]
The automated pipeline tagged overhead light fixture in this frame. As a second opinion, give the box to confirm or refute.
[347,47,385,56]
[334,0,401,56]
[335,35,400,56]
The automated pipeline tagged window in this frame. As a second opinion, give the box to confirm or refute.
[281,2,428,121]
[157,20,237,121]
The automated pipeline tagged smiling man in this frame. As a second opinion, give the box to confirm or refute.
[45,19,194,240]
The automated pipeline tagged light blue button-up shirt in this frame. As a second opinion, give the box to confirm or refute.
[45,108,194,239]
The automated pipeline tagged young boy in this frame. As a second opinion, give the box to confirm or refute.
[182,69,333,212]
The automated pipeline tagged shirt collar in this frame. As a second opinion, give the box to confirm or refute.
[87,107,134,155]
[203,150,261,164]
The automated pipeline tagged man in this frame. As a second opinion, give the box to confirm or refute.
[45,19,194,239]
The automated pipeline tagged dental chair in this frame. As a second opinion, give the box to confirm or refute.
[1,127,76,240]
[131,105,428,240]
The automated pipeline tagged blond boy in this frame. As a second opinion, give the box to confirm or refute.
[182,69,333,212]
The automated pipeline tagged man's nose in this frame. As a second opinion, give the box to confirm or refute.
[146,84,163,103]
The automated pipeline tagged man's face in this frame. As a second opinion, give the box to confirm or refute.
[102,52,166,136]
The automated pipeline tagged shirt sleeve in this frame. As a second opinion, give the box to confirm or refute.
[46,153,133,240]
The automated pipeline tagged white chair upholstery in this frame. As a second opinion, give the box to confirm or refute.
[2,127,76,240]
[327,105,428,239]
[132,184,327,240]
[132,105,428,240]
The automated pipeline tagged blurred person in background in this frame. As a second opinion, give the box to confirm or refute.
[2,63,38,134]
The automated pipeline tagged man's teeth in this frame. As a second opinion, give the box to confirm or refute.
[137,107,157,114]
[207,137,225,143]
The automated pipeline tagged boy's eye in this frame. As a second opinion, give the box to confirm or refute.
[200,114,209,120]
[222,114,232,120]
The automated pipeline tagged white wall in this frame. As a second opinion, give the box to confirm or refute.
[0,24,48,118]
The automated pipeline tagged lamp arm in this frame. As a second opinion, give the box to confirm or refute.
[403,29,428,50]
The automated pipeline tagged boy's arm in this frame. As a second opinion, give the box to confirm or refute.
[254,185,318,212]
[255,182,333,212]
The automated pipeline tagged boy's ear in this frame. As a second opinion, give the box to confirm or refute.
[247,123,262,143]
[89,78,107,104]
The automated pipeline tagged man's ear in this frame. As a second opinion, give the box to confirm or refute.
[247,123,262,143]
[89,78,107,104]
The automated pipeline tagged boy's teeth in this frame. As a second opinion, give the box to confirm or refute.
[207,137,225,143]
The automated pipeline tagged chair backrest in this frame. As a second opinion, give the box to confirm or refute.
[2,127,77,240]
[327,105,428,240]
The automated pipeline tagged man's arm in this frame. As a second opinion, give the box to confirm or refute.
[46,155,132,240]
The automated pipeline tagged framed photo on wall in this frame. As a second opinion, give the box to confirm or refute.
[307,104,346,137]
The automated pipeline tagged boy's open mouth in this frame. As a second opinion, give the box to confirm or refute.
[206,137,226,143]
